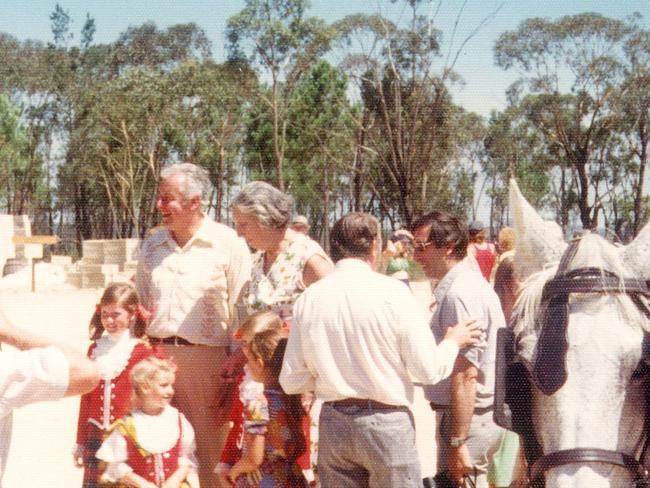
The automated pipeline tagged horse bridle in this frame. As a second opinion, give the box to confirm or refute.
[527,237,650,486]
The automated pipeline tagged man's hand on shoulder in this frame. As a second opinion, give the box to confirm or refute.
[444,319,483,349]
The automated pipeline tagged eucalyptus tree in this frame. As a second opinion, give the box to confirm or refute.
[494,12,643,231]
[331,0,501,227]
[0,95,37,214]
[242,60,355,243]
[226,0,334,190]
[168,59,257,220]
[482,105,552,229]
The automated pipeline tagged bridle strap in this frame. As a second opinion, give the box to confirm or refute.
[530,448,648,482]
[541,270,650,303]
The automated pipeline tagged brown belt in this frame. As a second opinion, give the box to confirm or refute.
[325,398,401,410]
[149,336,195,346]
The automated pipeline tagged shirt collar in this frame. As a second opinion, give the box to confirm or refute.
[160,215,214,250]
[334,258,373,272]
[433,258,470,301]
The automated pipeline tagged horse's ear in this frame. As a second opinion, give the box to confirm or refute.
[509,179,567,279]
[622,221,650,277]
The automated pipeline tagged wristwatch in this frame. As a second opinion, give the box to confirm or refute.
[448,436,468,447]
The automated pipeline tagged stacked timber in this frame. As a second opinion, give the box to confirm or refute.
[66,239,140,288]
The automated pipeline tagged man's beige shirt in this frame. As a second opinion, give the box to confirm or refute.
[135,217,252,346]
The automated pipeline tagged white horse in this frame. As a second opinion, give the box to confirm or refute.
[508,180,650,488]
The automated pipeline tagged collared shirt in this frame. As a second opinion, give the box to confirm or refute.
[424,258,506,409]
[280,258,460,407]
[136,217,252,346]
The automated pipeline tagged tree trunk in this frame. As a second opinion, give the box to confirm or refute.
[633,117,648,236]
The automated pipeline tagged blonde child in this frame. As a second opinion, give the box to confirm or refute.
[223,314,308,488]
[96,357,199,488]
[74,282,160,487]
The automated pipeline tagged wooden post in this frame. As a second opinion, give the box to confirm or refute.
[12,236,59,292]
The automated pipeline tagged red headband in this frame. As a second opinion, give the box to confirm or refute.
[135,304,151,323]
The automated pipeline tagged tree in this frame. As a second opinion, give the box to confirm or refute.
[331,0,496,226]
[495,13,641,230]
[0,95,45,215]
[226,0,333,190]
[168,59,257,220]
[482,106,552,229]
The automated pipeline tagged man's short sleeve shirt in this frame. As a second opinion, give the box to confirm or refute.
[424,259,506,409]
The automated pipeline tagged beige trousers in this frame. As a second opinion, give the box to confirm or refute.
[161,344,231,488]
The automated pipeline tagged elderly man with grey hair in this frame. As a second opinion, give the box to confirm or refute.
[135,163,252,488]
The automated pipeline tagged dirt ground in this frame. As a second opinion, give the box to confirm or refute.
[1,280,438,487]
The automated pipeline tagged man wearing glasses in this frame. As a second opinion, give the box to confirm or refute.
[411,211,506,488]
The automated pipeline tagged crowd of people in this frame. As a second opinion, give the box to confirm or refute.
[0,162,521,488]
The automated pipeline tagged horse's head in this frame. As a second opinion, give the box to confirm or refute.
[509,180,650,488]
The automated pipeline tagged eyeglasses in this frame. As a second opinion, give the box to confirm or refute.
[413,240,432,251]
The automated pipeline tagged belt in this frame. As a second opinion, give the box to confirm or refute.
[429,402,493,415]
[325,398,401,410]
[149,336,195,346]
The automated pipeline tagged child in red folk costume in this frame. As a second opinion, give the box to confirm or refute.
[96,357,199,488]
[222,313,309,488]
[74,282,161,487]
[216,311,311,487]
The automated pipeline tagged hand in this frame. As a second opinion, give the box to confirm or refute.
[219,469,235,487]
[73,446,84,468]
[219,348,247,383]
[444,319,483,349]
[301,391,315,413]
[447,444,474,485]
[138,481,158,488]
[161,480,182,488]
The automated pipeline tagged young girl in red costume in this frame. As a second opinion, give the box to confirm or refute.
[216,311,312,487]
[96,357,199,488]
[74,282,160,487]
[223,314,308,488]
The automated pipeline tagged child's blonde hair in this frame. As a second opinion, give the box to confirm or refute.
[237,310,284,339]
[130,357,177,397]
[90,282,147,340]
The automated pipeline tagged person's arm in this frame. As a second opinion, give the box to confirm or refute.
[134,243,152,313]
[227,432,265,482]
[446,356,478,483]
[226,236,253,322]
[0,313,99,397]
[398,290,481,385]
[279,304,316,394]
[302,254,333,288]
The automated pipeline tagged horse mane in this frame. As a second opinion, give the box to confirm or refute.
[512,233,650,351]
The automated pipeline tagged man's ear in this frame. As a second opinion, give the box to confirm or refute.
[187,195,202,212]
[445,244,456,258]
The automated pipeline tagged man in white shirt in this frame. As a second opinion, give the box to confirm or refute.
[280,212,482,488]
[135,163,252,488]
[411,210,507,488]
[0,314,99,485]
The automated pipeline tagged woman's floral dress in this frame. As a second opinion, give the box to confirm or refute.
[246,234,329,322]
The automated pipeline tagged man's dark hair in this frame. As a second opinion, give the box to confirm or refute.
[330,212,380,263]
[411,210,468,260]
